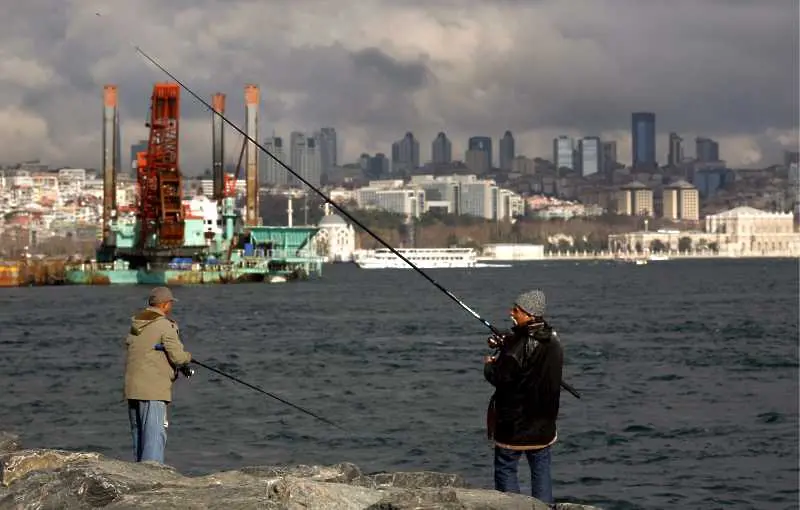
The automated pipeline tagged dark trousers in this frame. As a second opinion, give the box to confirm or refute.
[493,445,553,503]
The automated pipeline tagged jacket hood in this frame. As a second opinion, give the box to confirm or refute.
[129,307,166,335]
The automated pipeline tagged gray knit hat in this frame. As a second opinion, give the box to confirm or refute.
[515,289,546,317]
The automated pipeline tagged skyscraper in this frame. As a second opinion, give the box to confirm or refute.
[465,149,490,174]
[553,136,574,170]
[695,137,719,162]
[631,112,656,167]
[288,131,321,188]
[391,132,420,173]
[668,132,684,167]
[431,132,452,164]
[499,131,515,171]
[578,137,601,177]
[314,127,337,175]
[305,136,321,187]
[602,141,617,174]
[262,136,287,186]
[468,136,492,169]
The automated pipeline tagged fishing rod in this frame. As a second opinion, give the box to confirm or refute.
[154,344,346,431]
[132,44,580,400]
[190,359,348,432]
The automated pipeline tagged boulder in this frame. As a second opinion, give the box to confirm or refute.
[0,433,19,456]
[0,433,602,510]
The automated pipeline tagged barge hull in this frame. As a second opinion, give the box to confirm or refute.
[64,268,311,285]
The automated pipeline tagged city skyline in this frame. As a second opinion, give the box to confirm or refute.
[0,1,797,173]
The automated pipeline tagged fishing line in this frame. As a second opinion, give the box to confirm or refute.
[101,12,579,399]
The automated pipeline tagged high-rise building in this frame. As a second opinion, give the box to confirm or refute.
[262,136,288,186]
[465,149,490,174]
[499,131,515,171]
[288,131,321,188]
[578,137,601,177]
[553,136,574,170]
[631,112,656,167]
[662,180,700,221]
[363,153,390,179]
[305,137,321,187]
[314,127,337,176]
[468,136,493,169]
[602,141,617,173]
[289,131,306,187]
[668,132,684,167]
[431,132,452,164]
[695,137,719,162]
[391,132,420,173]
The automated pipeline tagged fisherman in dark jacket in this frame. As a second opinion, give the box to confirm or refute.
[484,289,563,504]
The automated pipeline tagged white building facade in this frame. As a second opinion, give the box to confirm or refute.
[313,205,356,262]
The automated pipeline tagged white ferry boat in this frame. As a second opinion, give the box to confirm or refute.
[353,248,478,269]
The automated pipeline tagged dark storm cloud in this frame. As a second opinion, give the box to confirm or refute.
[349,48,431,90]
[0,0,796,170]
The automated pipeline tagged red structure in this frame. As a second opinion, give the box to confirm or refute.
[136,83,184,249]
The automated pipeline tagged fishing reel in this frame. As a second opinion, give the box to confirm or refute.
[487,331,512,350]
[177,364,195,378]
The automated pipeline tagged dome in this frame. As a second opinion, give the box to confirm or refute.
[664,179,695,189]
[318,214,348,227]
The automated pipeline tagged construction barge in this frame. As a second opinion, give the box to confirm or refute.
[51,82,323,286]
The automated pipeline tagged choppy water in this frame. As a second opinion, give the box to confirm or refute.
[0,258,797,509]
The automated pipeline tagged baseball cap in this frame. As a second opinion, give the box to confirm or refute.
[148,286,177,305]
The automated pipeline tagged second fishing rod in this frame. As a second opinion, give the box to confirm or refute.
[134,46,581,400]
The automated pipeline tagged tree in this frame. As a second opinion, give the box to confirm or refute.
[708,242,719,253]
[678,236,693,253]
[649,239,667,252]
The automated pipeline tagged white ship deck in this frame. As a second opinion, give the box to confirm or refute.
[353,248,478,269]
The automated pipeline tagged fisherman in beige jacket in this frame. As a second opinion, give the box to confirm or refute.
[124,286,192,463]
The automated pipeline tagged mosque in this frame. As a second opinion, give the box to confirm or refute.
[313,203,356,263]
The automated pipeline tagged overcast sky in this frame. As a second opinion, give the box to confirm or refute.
[1,0,797,174]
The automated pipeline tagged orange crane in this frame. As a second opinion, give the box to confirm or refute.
[136,83,185,250]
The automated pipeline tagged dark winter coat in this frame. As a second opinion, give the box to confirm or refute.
[484,322,563,447]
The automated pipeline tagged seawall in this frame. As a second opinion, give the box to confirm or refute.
[0,431,603,509]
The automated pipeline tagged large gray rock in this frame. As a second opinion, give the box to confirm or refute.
[0,435,602,510]
[0,433,19,456]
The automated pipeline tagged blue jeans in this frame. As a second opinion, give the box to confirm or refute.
[128,399,167,463]
[494,445,553,503]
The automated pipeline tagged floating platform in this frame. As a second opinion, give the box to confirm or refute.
[1,225,326,287]
[64,252,322,286]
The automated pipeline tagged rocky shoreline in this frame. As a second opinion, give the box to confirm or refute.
[0,431,601,509]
